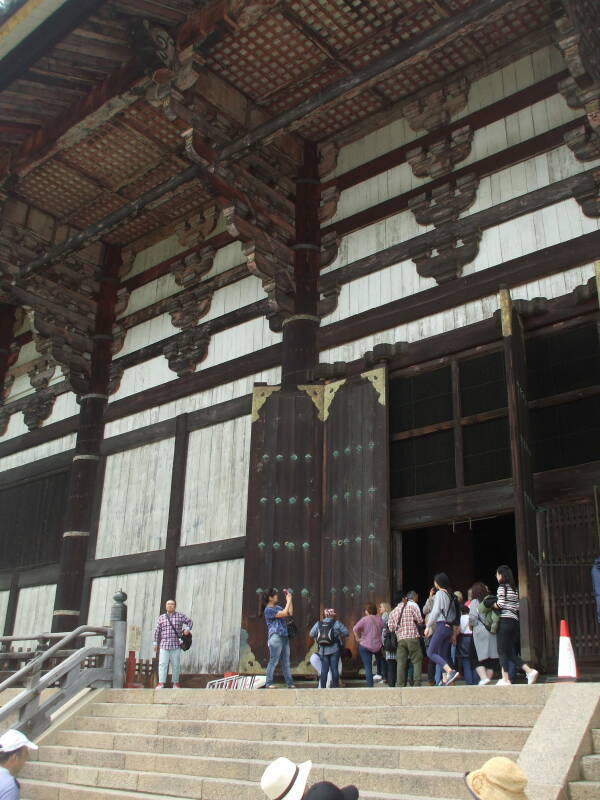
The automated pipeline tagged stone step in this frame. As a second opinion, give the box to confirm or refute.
[83,702,539,728]
[20,761,471,799]
[20,779,457,800]
[102,686,548,708]
[568,781,600,800]
[52,721,532,751]
[30,740,518,775]
[581,754,600,782]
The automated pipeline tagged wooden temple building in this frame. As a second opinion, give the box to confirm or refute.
[0,0,599,678]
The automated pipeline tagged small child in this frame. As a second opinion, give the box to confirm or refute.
[309,609,348,688]
[457,604,477,685]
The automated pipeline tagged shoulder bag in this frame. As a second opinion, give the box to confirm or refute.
[167,615,192,651]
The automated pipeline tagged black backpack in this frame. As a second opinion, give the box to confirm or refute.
[382,624,398,653]
[444,593,461,627]
[316,620,336,647]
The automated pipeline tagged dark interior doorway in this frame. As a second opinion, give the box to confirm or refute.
[394,513,518,604]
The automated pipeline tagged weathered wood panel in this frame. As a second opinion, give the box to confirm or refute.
[181,417,251,547]
[0,590,9,635]
[333,46,566,177]
[95,439,175,559]
[87,570,163,659]
[104,368,281,438]
[321,264,597,365]
[0,434,76,472]
[13,584,56,636]
[321,370,390,661]
[175,559,244,675]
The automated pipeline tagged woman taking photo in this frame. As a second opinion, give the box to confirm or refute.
[424,573,460,686]
[353,603,384,687]
[495,565,538,685]
[260,588,295,689]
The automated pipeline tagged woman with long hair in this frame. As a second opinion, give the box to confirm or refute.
[468,581,499,685]
[424,572,460,686]
[495,565,538,686]
[260,588,295,689]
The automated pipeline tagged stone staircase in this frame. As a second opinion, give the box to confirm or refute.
[18,685,551,800]
[569,728,600,799]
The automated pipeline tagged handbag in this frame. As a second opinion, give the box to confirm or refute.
[286,616,298,639]
[167,615,192,651]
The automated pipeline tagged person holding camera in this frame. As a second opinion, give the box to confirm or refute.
[260,587,295,689]
[309,608,348,688]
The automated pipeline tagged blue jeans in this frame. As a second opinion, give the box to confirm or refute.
[158,648,181,684]
[266,634,294,687]
[320,652,340,688]
[359,645,376,687]
[427,624,453,670]
[462,658,478,685]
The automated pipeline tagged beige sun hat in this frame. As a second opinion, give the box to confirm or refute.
[465,757,528,800]
[261,757,312,800]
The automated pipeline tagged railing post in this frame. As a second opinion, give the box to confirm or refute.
[110,590,127,689]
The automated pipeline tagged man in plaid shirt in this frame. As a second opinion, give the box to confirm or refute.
[388,591,423,687]
[153,599,193,689]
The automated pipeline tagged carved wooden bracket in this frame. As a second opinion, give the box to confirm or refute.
[167,284,215,330]
[572,274,597,304]
[22,389,56,431]
[563,124,600,162]
[320,231,340,270]
[573,168,600,217]
[317,283,341,322]
[243,240,295,332]
[108,362,125,396]
[406,126,473,180]
[363,341,409,368]
[318,142,339,178]
[229,0,279,29]
[30,310,94,396]
[319,186,340,223]
[408,173,479,227]
[175,206,218,248]
[163,327,211,377]
[0,221,46,279]
[171,247,216,289]
[412,230,481,284]
[403,78,470,133]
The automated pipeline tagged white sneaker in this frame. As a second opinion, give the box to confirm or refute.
[478,678,491,686]
[496,679,512,686]
[527,669,539,685]
[155,683,164,690]
[373,674,383,683]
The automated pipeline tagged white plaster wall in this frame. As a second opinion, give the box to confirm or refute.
[13,584,56,638]
[175,559,244,674]
[181,416,251,547]
[95,438,175,558]
[87,570,163,659]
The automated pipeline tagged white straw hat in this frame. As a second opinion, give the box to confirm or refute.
[0,730,38,753]
[261,757,312,800]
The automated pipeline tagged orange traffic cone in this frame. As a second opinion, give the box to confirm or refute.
[557,619,578,680]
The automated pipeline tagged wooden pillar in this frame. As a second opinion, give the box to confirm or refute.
[2,574,19,638]
[52,246,121,632]
[500,288,542,664]
[0,302,17,402]
[160,413,189,607]
[281,141,321,389]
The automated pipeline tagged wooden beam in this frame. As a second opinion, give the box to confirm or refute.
[322,118,585,239]
[217,0,528,161]
[0,0,107,94]
[160,414,188,607]
[176,536,246,568]
[324,72,568,194]
[84,550,164,579]
[0,450,73,488]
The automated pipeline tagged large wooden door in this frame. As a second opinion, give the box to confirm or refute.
[321,368,390,660]
[537,501,600,671]
[500,290,543,664]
